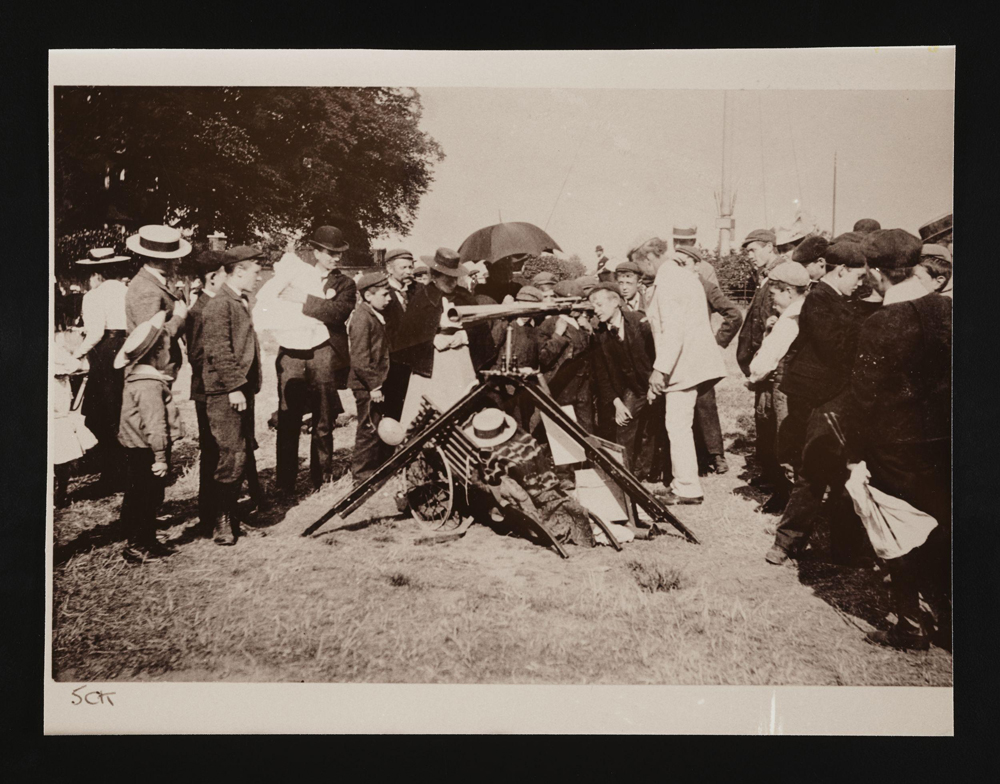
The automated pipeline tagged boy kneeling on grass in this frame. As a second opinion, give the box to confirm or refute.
[348,270,394,483]
[115,310,184,564]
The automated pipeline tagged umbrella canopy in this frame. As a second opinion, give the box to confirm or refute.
[458,222,561,263]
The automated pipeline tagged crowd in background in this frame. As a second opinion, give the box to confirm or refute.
[52,210,953,653]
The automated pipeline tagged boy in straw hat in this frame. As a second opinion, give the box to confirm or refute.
[348,270,394,482]
[115,310,184,563]
[124,225,192,381]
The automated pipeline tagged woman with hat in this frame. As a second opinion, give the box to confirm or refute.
[72,248,136,491]
[392,248,496,431]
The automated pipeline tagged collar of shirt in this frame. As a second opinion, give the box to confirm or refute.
[389,276,407,292]
[608,309,625,339]
[224,281,250,307]
[882,276,930,306]
[143,265,167,286]
[366,304,386,325]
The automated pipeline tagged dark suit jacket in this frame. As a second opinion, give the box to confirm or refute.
[201,284,261,396]
[537,315,592,401]
[301,262,357,372]
[736,276,773,377]
[185,292,212,402]
[592,310,654,405]
[703,278,743,349]
[348,303,390,393]
[852,294,951,448]
[382,282,411,351]
[125,267,185,378]
[391,282,496,378]
[781,280,869,406]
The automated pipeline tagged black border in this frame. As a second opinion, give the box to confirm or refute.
[1,3,992,776]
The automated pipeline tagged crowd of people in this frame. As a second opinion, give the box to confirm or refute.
[53,211,953,653]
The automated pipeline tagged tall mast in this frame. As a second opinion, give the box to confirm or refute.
[718,91,735,256]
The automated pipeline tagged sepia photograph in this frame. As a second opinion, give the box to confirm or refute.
[45,48,954,734]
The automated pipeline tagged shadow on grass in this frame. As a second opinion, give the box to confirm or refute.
[53,446,355,564]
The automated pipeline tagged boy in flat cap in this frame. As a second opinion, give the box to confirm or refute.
[588,282,658,479]
[614,260,648,313]
[348,271,394,482]
[765,241,872,564]
[853,229,952,650]
[184,251,228,537]
[201,247,263,545]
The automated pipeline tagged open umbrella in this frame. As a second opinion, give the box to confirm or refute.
[458,222,561,263]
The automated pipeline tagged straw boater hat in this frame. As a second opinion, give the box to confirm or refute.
[427,248,468,277]
[76,248,131,265]
[125,225,192,259]
[918,213,953,244]
[113,311,167,369]
[464,408,518,448]
[672,225,697,244]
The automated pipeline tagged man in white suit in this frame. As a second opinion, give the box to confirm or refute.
[644,248,728,504]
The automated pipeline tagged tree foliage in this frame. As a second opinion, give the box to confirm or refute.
[54,87,444,263]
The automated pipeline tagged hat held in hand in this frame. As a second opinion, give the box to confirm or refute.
[114,310,167,369]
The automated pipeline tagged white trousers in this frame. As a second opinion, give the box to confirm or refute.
[664,386,702,498]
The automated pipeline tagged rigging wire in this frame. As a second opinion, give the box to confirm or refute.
[544,120,595,233]
[784,93,804,209]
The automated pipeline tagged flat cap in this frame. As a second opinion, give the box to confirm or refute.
[554,278,585,298]
[224,245,265,262]
[357,270,390,292]
[194,249,226,272]
[627,232,661,257]
[673,245,702,264]
[384,248,414,264]
[791,234,830,264]
[825,241,869,269]
[742,229,776,248]
[832,231,865,244]
[860,229,922,270]
[515,285,546,303]
[853,219,881,234]
[576,275,600,296]
[768,261,811,287]
[531,271,558,286]
[588,281,623,298]
[614,260,643,276]
[921,244,953,263]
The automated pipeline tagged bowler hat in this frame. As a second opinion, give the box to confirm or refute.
[427,247,468,277]
[357,270,390,292]
[309,225,350,253]
[825,241,868,269]
[126,225,192,259]
[860,230,922,270]
[464,408,518,448]
[114,310,167,369]
[194,250,226,275]
[588,281,623,299]
[918,213,953,244]
[791,234,830,264]
[853,218,881,234]
[515,285,546,303]
[614,260,643,276]
[741,229,776,249]
[768,261,811,288]
[76,247,131,266]
[385,248,414,265]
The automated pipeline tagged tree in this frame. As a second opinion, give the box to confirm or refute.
[54,87,444,263]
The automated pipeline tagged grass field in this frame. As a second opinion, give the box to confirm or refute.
[50,328,953,685]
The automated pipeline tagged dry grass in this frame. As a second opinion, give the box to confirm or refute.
[51,331,953,685]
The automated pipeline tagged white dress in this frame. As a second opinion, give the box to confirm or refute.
[51,344,98,465]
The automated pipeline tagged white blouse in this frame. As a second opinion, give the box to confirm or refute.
[77,279,128,357]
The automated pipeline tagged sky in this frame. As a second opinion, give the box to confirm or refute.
[380,88,954,269]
